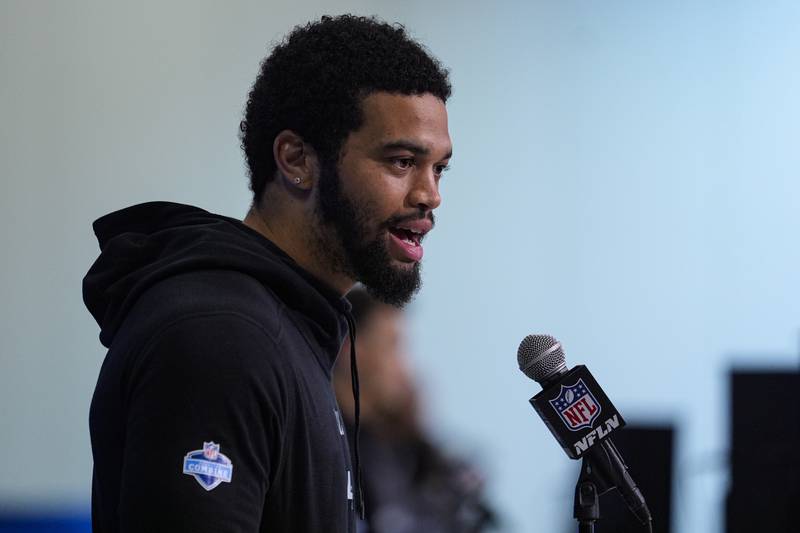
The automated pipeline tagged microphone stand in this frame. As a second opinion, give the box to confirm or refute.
[573,457,602,533]
[573,446,653,533]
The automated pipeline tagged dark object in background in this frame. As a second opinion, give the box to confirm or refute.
[726,371,800,533]
[593,425,674,533]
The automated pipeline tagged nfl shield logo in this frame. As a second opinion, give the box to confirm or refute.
[202,442,219,460]
[182,441,233,491]
[549,379,602,431]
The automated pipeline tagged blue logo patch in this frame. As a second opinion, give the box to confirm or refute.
[549,379,602,431]
[182,441,233,491]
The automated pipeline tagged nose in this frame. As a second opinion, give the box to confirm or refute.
[407,168,441,211]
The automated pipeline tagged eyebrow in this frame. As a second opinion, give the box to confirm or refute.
[381,139,452,160]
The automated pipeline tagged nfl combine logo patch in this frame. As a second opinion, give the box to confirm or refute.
[182,442,233,491]
[549,379,601,431]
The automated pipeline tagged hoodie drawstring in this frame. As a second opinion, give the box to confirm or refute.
[344,312,366,520]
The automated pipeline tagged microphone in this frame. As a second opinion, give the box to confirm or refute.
[517,334,652,526]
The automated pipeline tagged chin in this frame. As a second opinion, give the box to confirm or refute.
[391,258,419,270]
[348,236,422,307]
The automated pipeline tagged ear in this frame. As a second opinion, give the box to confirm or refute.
[273,130,318,191]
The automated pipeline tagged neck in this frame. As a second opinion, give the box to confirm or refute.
[243,201,354,295]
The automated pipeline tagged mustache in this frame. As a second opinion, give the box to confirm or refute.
[383,210,435,229]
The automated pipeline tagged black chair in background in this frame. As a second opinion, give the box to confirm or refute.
[726,370,800,533]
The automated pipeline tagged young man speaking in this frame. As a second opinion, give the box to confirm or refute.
[83,15,452,533]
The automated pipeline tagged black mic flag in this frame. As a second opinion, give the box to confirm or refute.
[530,364,626,459]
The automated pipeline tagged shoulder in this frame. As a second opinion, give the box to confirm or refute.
[126,269,288,343]
[107,270,299,395]
[135,311,289,388]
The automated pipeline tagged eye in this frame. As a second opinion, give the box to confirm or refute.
[391,157,415,170]
[434,164,451,177]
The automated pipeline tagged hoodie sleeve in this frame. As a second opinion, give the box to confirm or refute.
[117,313,286,533]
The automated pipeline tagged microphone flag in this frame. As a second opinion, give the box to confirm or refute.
[530,365,626,459]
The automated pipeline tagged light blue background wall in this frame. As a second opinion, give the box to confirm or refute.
[2,1,798,532]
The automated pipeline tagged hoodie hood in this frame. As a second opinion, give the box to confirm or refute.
[83,202,350,354]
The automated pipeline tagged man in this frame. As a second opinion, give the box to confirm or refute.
[83,15,452,533]
[334,289,497,533]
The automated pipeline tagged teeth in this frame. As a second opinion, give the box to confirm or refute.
[399,227,422,235]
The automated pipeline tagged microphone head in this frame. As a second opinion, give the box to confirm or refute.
[517,334,568,384]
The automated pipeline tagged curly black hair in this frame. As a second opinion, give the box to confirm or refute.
[240,15,452,205]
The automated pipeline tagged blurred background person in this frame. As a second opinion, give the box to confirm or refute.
[334,288,498,533]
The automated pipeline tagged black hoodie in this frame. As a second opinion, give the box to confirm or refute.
[84,202,357,532]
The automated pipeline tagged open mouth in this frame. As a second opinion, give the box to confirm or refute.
[388,227,422,247]
[385,217,432,263]
[387,225,426,262]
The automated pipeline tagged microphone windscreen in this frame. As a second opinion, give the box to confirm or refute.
[517,334,567,384]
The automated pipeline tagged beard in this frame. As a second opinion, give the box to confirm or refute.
[313,160,424,307]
